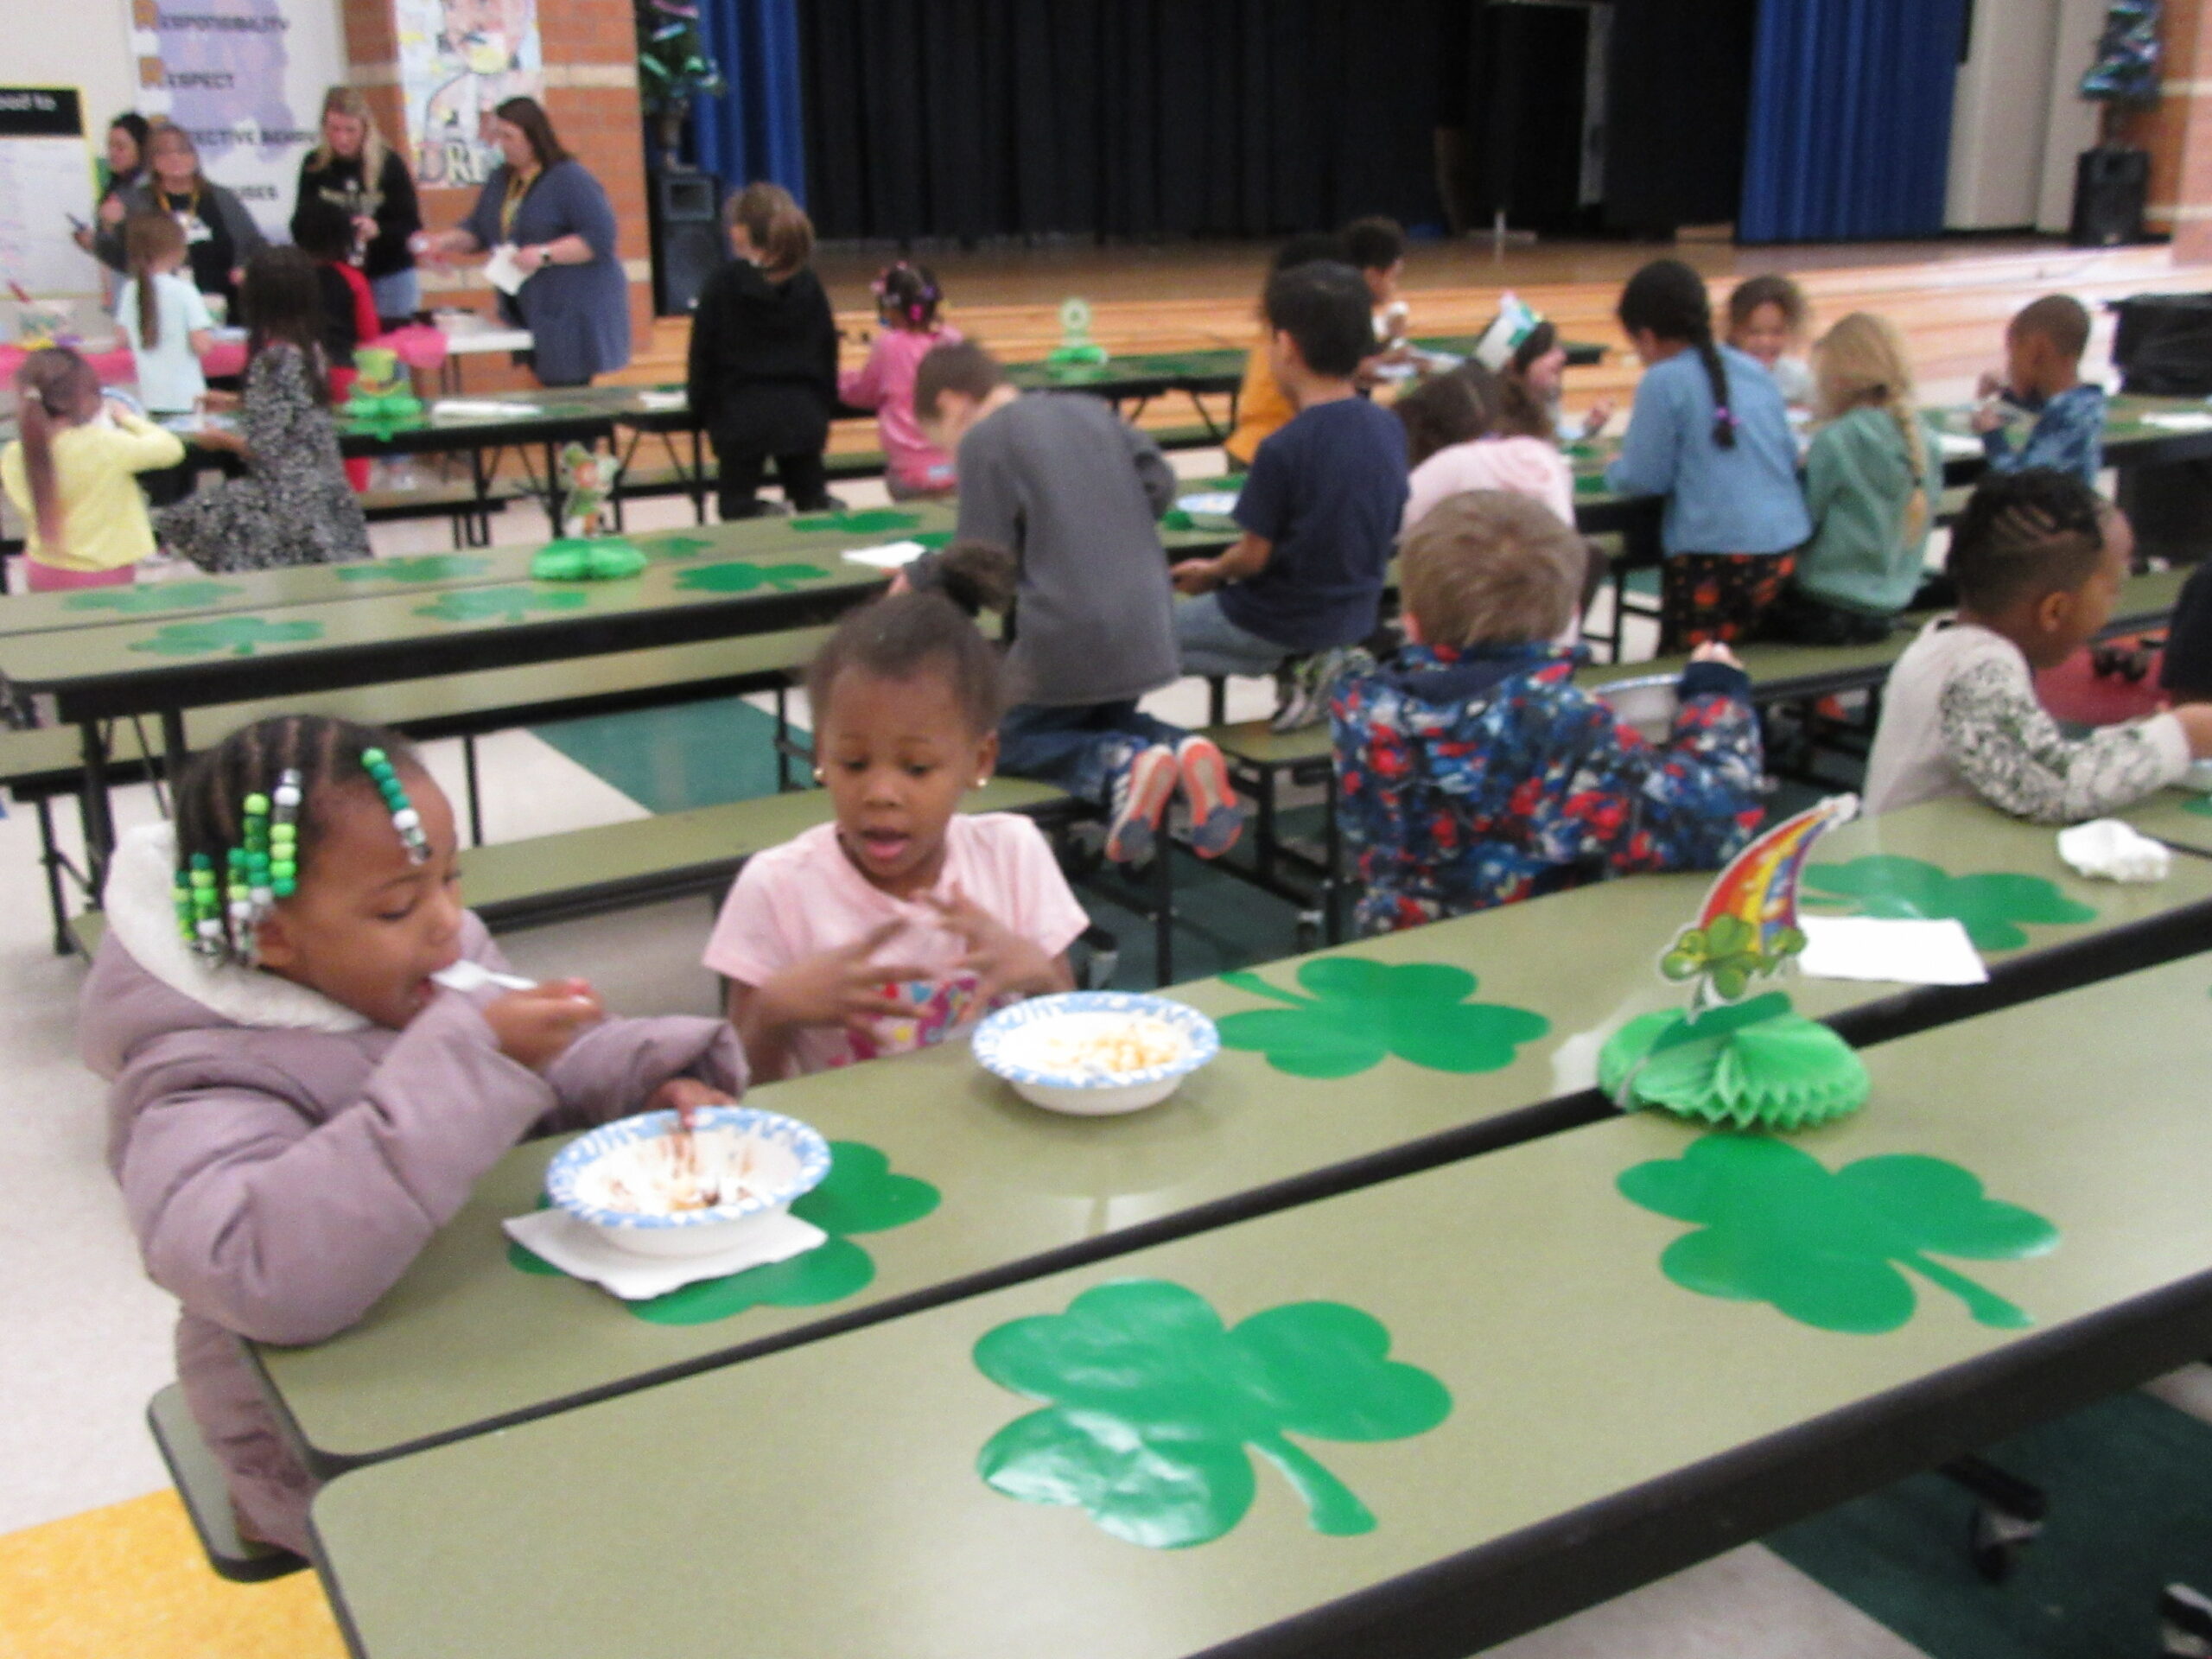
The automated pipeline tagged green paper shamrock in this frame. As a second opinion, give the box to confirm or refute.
[530,539,648,582]
[1618,1135,2060,1334]
[334,555,493,583]
[975,1280,1451,1548]
[507,1141,940,1326]
[1801,855,2095,951]
[788,508,922,534]
[2185,793,2212,819]
[127,616,326,658]
[671,560,828,595]
[641,534,715,560]
[1599,993,1869,1130]
[1216,958,1549,1078]
[1659,912,1804,1002]
[411,585,591,625]
[61,579,241,613]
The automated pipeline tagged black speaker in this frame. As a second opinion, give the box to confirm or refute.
[2070,146,2150,247]
[649,168,726,317]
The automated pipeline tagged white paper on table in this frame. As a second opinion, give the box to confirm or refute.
[634,389,689,411]
[482,242,530,296]
[1176,491,1241,517]
[1797,914,1987,985]
[1936,432,1986,459]
[429,398,543,421]
[2056,817,2171,883]
[841,539,929,569]
[2140,410,2212,432]
[502,1206,826,1300]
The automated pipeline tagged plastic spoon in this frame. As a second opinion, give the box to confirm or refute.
[429,961,538,994]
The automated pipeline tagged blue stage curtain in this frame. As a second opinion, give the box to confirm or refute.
[690,0,807,200]
[1738,0,1969,243]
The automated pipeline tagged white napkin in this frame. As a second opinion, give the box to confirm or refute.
[2140,410,2212,432]
[842,539,928,569]
[2056,818,2171,883]
[634,389,689,411]
[1936,432,1986,459]
[1797,915,1988,985]
[429,398,543,421]
[503,1205,826,1300]
[483,243,530,296]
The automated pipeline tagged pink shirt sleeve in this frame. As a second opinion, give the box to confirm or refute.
[838,336,891,410]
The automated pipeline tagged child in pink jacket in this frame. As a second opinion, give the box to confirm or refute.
[840,261,962,499]
[82,715,743,1555]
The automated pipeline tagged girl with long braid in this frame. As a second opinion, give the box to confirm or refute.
[81,715,744,1556]
[1605,259,1810,650]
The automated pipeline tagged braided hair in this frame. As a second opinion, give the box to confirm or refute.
[1947,468,2108,616]
[173,715,423,964]
[874,260,943,332]
[1618,259,1736,449]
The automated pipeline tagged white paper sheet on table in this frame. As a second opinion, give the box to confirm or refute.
[2140,410,2212,431]
[841,539,929,569]
[1936,432,1986,459]
[1797,914,1987,985]
[634,389,689,411]
[429,398,543,421]
[482,242,530,297]
[502,1205,826,1300]
[1176,491,1241,516]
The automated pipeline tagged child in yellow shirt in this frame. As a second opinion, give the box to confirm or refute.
[2,347,183,591]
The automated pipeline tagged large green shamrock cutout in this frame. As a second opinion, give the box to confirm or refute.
[672,560,828,594]
[1800,855,2094,951]
[1618,1134,2060,1334]
[789,508,923,534]
[640,533,715,560]
[61,579,241,613]
[334,555,493,583]
[127,616,326,658]
[411,584,591,624]
[2184,793,2212,819]
[975,1279,1451,1548]
[508,1141,939,1326]
[1660,912,1802,1002]
[1216,958,1549,1078]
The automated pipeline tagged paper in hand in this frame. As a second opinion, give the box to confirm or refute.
[483,243,530,297]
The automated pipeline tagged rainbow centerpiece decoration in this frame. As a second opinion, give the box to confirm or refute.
[1599,795,1872,1131]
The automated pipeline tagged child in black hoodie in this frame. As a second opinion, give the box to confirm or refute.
[687,183,839,519]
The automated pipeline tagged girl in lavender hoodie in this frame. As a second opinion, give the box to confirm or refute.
[82,715,744,1556]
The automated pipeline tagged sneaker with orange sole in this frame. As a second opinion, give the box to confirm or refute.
[1176,735,1245,858]
[1104,743,1178,864]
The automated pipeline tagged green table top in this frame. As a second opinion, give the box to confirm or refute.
[311,951,2212,1659]
[2122,783,2212,855]
[252,796,2212,1473]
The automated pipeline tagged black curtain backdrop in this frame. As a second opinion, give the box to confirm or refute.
[1601,0,1760,234]
[798,0,1446,241]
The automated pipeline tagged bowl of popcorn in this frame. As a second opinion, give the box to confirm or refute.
[972,991,1219,1116]
[544,1106,830,1257]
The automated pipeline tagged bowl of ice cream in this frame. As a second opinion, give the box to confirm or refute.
[972,991,1219,1116]
[545,1106,830,1257]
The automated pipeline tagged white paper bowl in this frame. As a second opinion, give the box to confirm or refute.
[545,1106,830,1258]
[972,992,1219,1116]
[1592,671,1680,743]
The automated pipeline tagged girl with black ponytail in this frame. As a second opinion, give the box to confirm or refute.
[1605,259,1811,651]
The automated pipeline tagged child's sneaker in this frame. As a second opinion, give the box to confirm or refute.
[1103,743,1178,864]
[1175,736,1244,859]
[1268,649,1347,734]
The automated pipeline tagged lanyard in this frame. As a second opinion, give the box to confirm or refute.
[499,168,537,238]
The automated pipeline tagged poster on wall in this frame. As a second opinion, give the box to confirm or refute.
[0,87,98,297]
[395,0,544,190]
[137,0,346,238]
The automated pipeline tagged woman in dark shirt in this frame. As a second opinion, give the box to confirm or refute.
[686,182,839,518]
[295,87,423,329]
[94,124,267,315]
[74,112,149,264]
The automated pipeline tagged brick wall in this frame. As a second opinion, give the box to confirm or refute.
[2124,0,2212,252]
[340,0,653,373]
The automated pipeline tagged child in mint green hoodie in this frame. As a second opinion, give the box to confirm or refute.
[1766,313,1940,646]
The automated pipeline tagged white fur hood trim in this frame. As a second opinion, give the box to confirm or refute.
[103,821,372,1034]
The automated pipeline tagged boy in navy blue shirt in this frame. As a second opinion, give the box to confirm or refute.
[1173,260,1409,731]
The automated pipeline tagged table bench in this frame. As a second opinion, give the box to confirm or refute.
[308,952,2212,1659]
[245,798,2212,1478]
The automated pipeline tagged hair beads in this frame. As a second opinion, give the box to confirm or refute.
[362,748,429,863]
[175,853,223,958]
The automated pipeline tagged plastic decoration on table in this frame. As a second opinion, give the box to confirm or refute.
[126,617,327,658]
[1215,957,1549,1078]
[60,579,242,613]
[340,345,425,438]
[787,508,923,535]
[1799,854,2097,951]
[509,1140,940,1326]
[530,537,648,582]
[1617,1133,2061,1334]
[1046,296,1109,368]
[372,322,450,374]
[333,554,493,584]
[557,442,617,540]
[1599,795,1870,1130]
[410,584,591,624]
[671,560,828,595]
[13,301,75,349]
[972,1279,1452,1548]
[1471,291,1543,371]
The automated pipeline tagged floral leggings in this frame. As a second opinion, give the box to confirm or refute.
[1659,553,1797,652]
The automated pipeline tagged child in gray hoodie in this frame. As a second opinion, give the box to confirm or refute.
[82,715,743,1556]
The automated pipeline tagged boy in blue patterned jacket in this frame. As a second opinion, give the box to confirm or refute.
[1330,490,1766,937]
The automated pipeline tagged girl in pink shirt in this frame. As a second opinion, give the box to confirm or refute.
[705,593,1089,1079]
[1397,364,1577,532]
[840,262,961,499]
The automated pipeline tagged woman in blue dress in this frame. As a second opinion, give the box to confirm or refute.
[413,97,630,387]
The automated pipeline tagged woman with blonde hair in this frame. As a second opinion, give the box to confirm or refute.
[92,122,267,312]
[1764,311,1940,645]
[295,86,423,328]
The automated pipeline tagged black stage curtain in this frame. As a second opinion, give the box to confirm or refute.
[1600,0,1759,235]
[798,0,1445,241]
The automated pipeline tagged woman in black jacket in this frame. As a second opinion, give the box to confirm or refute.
[686,183,838,519]
[294,86,423,329]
